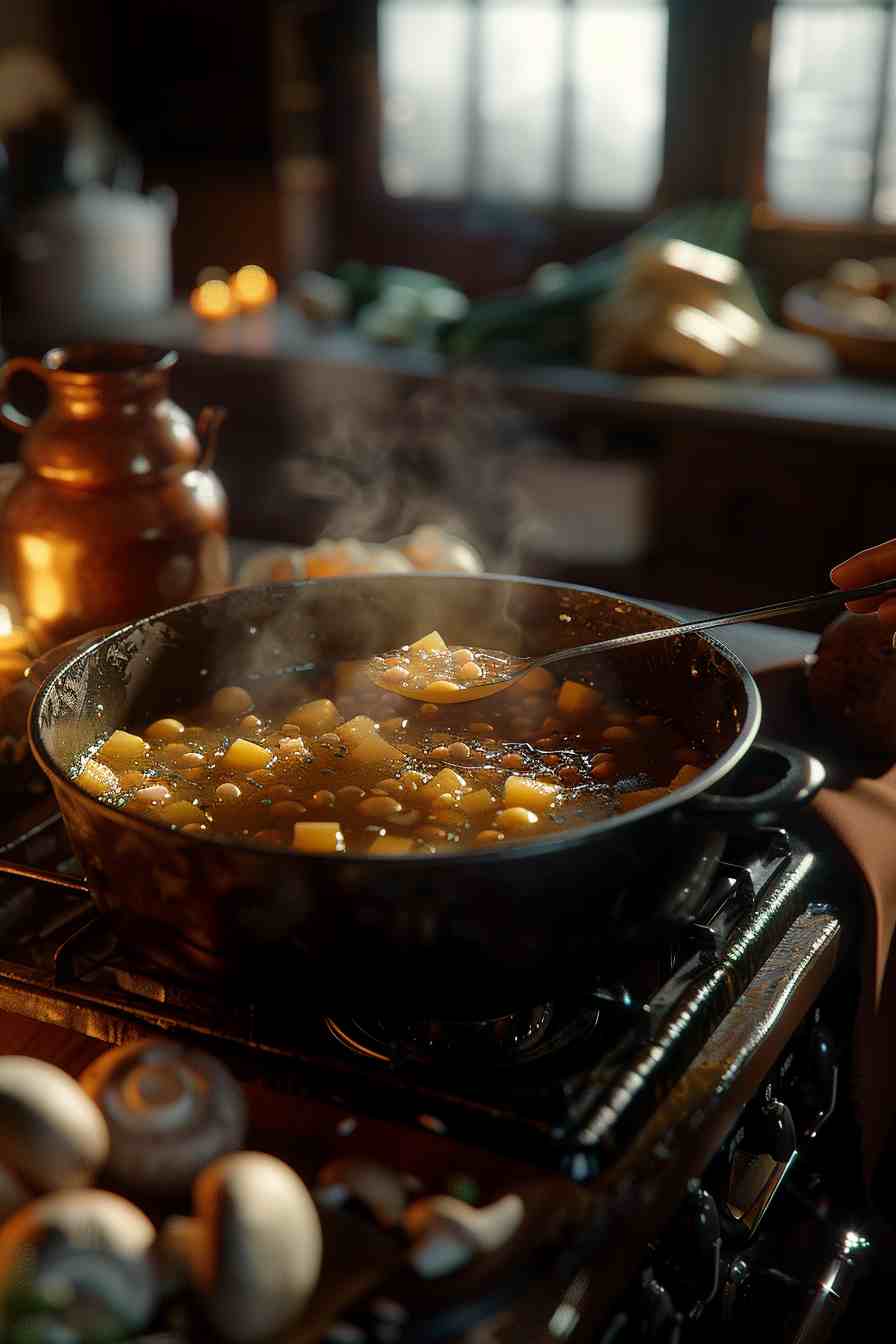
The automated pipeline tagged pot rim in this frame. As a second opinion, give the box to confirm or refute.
[29,573,762,865]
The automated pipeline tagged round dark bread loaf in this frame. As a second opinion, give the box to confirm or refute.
[808,611,896,756]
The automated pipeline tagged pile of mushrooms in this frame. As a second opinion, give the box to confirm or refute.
[0,1042,527,1343]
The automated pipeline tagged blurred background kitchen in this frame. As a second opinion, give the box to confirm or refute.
[2,0,896,619]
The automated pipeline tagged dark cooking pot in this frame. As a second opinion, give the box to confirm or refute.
[12,576,822,1017]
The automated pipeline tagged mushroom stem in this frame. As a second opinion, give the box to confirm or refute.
[404,1194,526,1279]
[171,1152,323,1342]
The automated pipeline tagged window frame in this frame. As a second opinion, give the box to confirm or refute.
[288,0,896,299]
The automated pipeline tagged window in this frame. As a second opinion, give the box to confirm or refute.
[379,0,668,211]
[765,0,896,222]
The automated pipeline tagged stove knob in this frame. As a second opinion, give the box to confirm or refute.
[638,1274,682,1342]
[788,1022,839,1139]
[727,1098,796,1238]
[742,1096,796,1162]
[655,1181,721,1313]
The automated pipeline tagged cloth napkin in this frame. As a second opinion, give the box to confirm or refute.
[814,768,896,1195]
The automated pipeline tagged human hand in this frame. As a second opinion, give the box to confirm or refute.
[831,541,896,634]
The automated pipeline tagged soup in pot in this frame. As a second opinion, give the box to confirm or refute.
[72,631,709,855]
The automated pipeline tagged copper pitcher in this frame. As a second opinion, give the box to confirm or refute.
[0,343,230,649]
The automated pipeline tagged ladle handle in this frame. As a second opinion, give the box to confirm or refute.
[538,577,896,662]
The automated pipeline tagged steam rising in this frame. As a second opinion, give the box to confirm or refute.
[280,368,552,568]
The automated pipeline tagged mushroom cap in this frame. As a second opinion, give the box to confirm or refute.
[79,1039,247,1201]
[0,1057,109,1191]
[189,1151,323,1342]
[0,1189,157,1340]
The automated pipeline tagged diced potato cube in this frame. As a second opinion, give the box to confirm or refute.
[459,788,496,816]
[97,730,149,765]
[221,738,273,771]
[504,775,558,812]
[369,835,415,855]
[75,759,120,797]
[420,767,470,801]
[515,666,555,693]
[617,787,669,814]
[408,631,447,655]
[144,718,185,742]
[293,822,346,854]
[335,716,378,749]
[556,680,602,716]
[670,764,703,790]
[494,807,539,831]
[350,733,407,770]
[290,698,343,736]
[158,801,207,827]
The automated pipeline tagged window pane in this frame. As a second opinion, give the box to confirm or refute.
[477,0,564,202]
[873,14,896,220]
[379,0,471,197]
[765,6,887,220]
[570,1,667,210]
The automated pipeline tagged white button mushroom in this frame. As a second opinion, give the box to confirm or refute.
[0,1189,157,1340]
[161,1151,323,1342]
[403,1193,525,1278]
[0,1057,109,1192]
[79,1039,248,1202]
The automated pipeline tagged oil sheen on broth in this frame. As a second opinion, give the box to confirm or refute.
[73,630,709,855]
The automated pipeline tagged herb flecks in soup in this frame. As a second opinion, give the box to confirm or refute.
[73,645,711,855]
[369,630,526,703]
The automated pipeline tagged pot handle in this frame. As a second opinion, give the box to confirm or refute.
[0,357,48,434]
[196,405,227,469]
[685,738,826,828]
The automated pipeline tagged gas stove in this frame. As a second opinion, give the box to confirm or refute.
[0,760,872,1343]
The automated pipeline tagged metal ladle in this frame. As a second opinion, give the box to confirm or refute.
[369,577,896,704]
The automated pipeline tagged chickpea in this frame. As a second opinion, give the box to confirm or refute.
[211,686,253,717]
[374,779,404,796]
[558,766,583,785]
[602,725,637,743]
[358,796,403,819]
[182,767,206,783]
[281,723,301,736]
[215,783,242,802]
[500,753,526,770]
[181,823,207,835]
[535,736,559,750]
[134,784,171,805]
[475,830,503,845]
[448,741,471,761]
[181,752,205,768]
[469,722,494,735]
[380,665,410,689]
[457,661,483,683]
[420,704,440,718]
[145,718,185,742]
[117,771,147,790]
[336,785,366,804]
[311,790,336,808]
[239,714,263,733]
[591,756,617,783]
[271,801,308,820]
[452,648,474,666]
[431,745,451,760]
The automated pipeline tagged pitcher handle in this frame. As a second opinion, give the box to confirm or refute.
[196,405,227,470]
[0,357,49,434]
